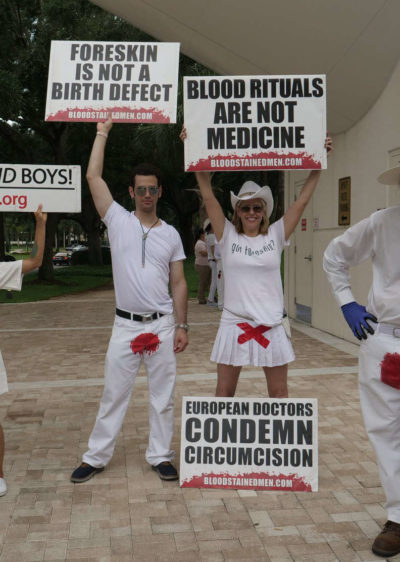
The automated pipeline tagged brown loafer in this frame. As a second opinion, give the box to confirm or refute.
[372,520,400,557]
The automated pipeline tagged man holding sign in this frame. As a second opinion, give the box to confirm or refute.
[0,206,47,497]
[71,119,188,484]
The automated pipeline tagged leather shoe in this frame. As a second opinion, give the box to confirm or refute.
[372,520,400,557]
[152,461,178,481]
[70,463,104,483]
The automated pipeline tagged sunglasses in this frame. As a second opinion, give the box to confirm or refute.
[135,186,159,196]
[239,205,263,213]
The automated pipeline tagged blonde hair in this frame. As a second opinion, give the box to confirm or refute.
[232,199,269,234]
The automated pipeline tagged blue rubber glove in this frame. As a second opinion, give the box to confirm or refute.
[341,301,377,341]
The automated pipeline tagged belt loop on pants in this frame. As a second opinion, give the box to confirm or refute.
[376,322,400,338]
[116,308,165,323]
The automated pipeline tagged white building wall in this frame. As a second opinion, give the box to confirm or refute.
[285,59,400,341]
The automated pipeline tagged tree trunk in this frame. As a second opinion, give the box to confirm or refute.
[38,213,58,282]
[0,214,5,260]
[80,196,103,265]
[87,226,102,265]
[177,211,195,257]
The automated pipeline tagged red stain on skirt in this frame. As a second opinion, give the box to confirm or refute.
[381,352,400,389]
[130,333,160,356]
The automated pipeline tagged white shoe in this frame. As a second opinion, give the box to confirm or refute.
[0,477,7,496]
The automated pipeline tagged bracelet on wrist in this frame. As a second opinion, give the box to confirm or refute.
[175,323,189,332]
[96,131,108,139]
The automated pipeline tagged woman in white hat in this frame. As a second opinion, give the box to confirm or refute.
[181,128,332,398]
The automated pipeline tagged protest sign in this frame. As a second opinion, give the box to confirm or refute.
[45,41,180,123]
[0,165,81,212]
[183,75,326,171]
[180,397,318,491]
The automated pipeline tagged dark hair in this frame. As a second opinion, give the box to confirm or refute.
[130,163,162,187]
[204,223,212,233]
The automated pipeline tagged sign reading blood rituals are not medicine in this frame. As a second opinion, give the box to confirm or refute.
[180,397,318,492]
[45,41,180,123]
[183,75,327,171]
[0,165,81,212]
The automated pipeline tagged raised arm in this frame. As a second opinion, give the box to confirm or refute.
[180,127,225,240]
[21,205,47,274]
[86,118,114,218]
[283,136,333,240]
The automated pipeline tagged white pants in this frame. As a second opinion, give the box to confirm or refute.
[83,314,177,468]
[359,331,400,523]
[0,350,8,396]
[208,260,217,302]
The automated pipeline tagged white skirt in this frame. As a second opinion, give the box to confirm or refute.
[0,350,8,395]
[210,312,295,367]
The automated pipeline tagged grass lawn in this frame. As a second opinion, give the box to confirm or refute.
[0,257,199,303]
[0,265,113,303]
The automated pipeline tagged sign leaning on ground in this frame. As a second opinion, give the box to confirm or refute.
[180,396,318,491]
[183,75,326,171]
[0,165,81,212]
[45,41,180,123]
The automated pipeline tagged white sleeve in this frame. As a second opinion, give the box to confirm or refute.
[323,216,374,307]
[0,261,23,291]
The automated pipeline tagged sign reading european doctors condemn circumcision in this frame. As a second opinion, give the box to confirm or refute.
[0,165,81,212]
[180,397,318,491]
[183,75,326,171]
[45,41,180,123]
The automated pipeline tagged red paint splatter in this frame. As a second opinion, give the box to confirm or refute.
[46,106,170,123]
[130,333,160,356]
[381,352,400,389]
[181,470,312,491]
[187,151,322,171]
[237,323,271,348]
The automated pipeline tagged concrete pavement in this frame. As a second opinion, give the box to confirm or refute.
[0,288,397,561]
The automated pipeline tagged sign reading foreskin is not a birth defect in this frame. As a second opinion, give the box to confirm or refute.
[180,396,318,491]
[0,165,81,212]
[45,41,180,123]
[184,75,326,171]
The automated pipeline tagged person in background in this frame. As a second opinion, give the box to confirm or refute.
[214,239,224,311]
[194,227,210,304]
[204,219,218,307]
[0,205,47,497]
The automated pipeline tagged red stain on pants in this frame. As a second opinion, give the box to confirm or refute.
[130,333,160,356]
[381,352,400,389]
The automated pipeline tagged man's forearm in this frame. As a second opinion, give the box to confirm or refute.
[172,279,188,324]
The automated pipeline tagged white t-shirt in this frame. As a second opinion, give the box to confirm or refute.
[324,205,400,325]
[0,261,23,395]
[103,202,185,314]
[0,261,23,291]
[218,218,288,325]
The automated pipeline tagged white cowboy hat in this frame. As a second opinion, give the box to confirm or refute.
[377,165,400,186]
[230,181,274,217]
[203,218,211,230]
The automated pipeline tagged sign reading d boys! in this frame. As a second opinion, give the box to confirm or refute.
[45,41,180,123]
[180,397,318,491]
[184,75,326,171]
[0,165,81,213]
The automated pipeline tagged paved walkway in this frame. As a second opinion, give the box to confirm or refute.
[0,288,397,562]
